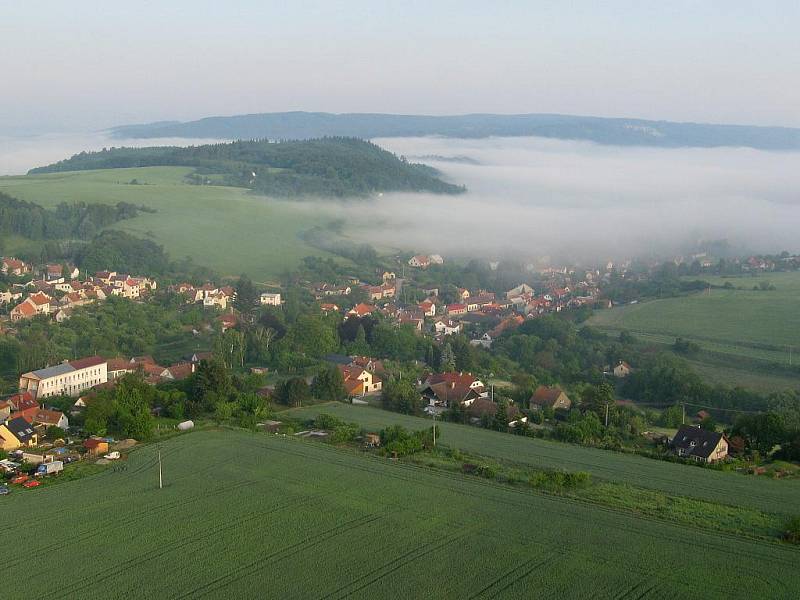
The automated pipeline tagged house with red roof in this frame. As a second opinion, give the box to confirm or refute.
[1,257,30,276]
[421,372,485,408]
[408,255,431,268]
[446,303,467,316]
[32,408,69,430]
[347,303,376,319]
[338,364,382,396]
[418,301,436,317]
[10,299,37,321]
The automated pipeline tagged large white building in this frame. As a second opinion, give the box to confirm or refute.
[18,356,108,399]
[260,292,282,306]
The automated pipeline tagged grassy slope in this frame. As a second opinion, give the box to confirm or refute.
[284,403,800,516]
[3,429,798,599]
[589,272,800,350]
[587,272,800,392]
[0,167,338,281]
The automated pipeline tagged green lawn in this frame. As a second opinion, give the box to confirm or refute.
[587,272,800,392]
[0,167,339,281]
[589,272,800,353]
[2,429,798,598]
[284,403,800,516]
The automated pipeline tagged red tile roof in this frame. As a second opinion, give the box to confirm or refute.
[32,409,65,426]
[69,356,106,370]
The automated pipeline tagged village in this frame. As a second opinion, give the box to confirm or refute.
[0,249,747,497]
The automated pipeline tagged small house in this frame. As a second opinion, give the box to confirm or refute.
[670,425,728,463]
[83,438,109,455]
[613,361,632,378]
[529,386,571,411]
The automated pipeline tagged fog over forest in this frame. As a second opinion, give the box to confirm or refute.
[354,136,800,263]
[3,133,798,264]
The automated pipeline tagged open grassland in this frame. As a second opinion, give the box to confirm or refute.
[2,429,798,599]
[588,272,800,354]
[587,272,800,392]
[688,359,800,393]
[0,167,338,280]
[284,403,800,516]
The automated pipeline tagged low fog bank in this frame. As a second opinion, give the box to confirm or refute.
[344,137,800,263]
[0,133,225,176]
[3,133,798,265]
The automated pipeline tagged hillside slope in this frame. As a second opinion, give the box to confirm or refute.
[29,137,464,198]
[3,430,798,598]
[110,111,800,150]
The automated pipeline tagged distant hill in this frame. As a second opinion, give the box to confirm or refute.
[28,137,464,198]
[109,111,800,151]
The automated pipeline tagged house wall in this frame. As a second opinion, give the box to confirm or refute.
[23,363,109,399]
[0,426,20,451]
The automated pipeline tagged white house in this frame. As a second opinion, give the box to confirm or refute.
[433,319,462,336]
[260,292,282,306]
[408,255,431,268]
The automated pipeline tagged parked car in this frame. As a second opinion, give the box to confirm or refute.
[103,451,121,460]
[22,480,40,488]
[0,485,9,495]
[10,474,29,485]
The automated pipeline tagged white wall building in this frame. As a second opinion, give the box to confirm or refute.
[260,292,282,306]
[19,356,108,399]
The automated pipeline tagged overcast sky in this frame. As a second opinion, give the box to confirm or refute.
[1,1,798,134]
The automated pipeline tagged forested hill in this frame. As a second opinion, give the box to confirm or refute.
[29,138,465,198]
[109,111,800,151]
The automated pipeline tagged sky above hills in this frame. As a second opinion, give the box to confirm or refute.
[2,1,799,134]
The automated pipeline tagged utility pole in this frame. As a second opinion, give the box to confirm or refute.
[432,412,436,447]
[604,402,609,428]
[682,403,686,426]
[789,346,793,366]
[158,448,163,490]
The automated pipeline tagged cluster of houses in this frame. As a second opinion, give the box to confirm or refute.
[407,254,444,269]
[418,370,576,429]
[106,355,197,385]
[1,262,157,323]
[170,282,237,310]
[331,277,600,349]
[323,355,384,397]
[0,391,69,451]
[0,351,214,454]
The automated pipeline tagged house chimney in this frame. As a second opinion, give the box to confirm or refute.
[450,382,456,389]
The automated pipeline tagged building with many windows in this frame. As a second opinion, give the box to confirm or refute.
[18,356,108,399]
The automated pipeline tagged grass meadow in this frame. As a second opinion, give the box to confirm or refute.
[2,429,798,598]
[0,167,340,281]
[587,271,800,392]
[284,402,800,516]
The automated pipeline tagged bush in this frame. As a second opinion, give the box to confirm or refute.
[783,517,800,544]
[313,413,346,430]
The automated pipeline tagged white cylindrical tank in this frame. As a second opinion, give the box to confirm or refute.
[177,420,195,431]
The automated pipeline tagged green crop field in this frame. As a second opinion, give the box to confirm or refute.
[588,272,800,354]
[0,167,340,281]
[3,429,798,598]
[586,272,800,392]
[284,403,800,516]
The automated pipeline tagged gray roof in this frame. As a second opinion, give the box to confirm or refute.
[29,363,75,380]
[671,425,724,459]
[6,417,36,442]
